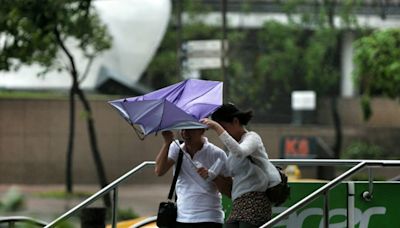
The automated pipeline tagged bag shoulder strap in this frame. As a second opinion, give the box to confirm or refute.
[247,155,283,184]
[167,148,184,200]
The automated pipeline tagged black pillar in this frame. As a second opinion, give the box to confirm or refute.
[80,207,106,228]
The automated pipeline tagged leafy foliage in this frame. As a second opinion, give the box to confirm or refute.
[353,29,400,120]
[0,0,111,75]
[142,0,219,89]
[342,141,386,159]
[143,0,365,123]
[0,0,113,202]
[0,186,25,212]
[303,28,340,95]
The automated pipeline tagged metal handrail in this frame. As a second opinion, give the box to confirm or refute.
[0,216,48,227]
[269,158,400,166]
[44,159,400,228]
[260,160,400,228]
[44,161,156,228]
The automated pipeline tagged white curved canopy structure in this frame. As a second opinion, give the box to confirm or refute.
[0,0,171,90]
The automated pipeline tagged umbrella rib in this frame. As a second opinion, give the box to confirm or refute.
[157,100,201,132]
[169,84,185,104]
[179,84,221,109]
[135,102,162,120]
[156,99,186,133]
[122,100,160,124]
[119,101,133,125]
[121,100,165,135]
[156,101,166,133]
[130,124,145,140]
[119,101,149,137]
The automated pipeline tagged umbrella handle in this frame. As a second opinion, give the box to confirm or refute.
[172,140,199,170]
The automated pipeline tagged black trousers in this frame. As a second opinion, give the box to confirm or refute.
[175,222,223,228]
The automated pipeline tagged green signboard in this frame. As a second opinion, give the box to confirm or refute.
[222,181,400,227]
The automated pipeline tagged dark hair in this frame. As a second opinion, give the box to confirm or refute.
[211,103,253,125]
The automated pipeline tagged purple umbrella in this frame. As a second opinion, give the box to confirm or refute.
[108,79,223,136]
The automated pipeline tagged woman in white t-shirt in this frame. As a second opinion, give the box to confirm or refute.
[201,103,281,228]
[155,129,231,228]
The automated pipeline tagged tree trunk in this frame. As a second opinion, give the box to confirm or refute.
[55,28,111,207]
[325,0,336,27]
[75,87,111,207]
[331,97,342,159]
[325,0,342,159]
[317,0,341,180]
[66,86,76,193]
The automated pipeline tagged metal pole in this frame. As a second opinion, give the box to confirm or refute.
[368,167,374,195]
[323,191,329,228]
[362,167,374,201]
[176,0,183,79]
[111,188,119,228]
[221,0,228,102]
[347,182,355,228]
[269,159,400,167]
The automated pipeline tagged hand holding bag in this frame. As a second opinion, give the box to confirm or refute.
[156,149,183,228]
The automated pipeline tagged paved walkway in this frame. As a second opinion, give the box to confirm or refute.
[0,184,170,224]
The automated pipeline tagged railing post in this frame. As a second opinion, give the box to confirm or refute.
[111,188,119,228]
[368,167,374,195]
[347,182,355,228]
[362,167,374,201]
[323,191,329,228]
[80,207,106,228]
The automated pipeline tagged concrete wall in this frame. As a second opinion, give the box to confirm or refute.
[0,97,399,184]
[0,98,169,185]
[317,97,400,127]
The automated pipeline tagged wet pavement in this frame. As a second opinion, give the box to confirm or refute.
[0,184,170,225]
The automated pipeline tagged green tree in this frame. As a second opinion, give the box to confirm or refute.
[0,0,112,206]
[144,0,356,162]
[247,0,361,160]
[353,28,400,120]
[280,0,361,160]
[142,0,220,89]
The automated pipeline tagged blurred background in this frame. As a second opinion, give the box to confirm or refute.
[0,0,400,225]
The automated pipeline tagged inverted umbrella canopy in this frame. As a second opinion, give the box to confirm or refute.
[108,79,223,136]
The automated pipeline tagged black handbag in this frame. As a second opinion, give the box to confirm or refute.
[156,149,183,228]
[265,166,290,206]
[248,156,290,206]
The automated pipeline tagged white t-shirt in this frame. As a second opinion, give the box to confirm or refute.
[168,137,228,224]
